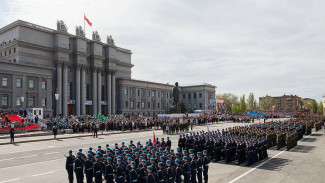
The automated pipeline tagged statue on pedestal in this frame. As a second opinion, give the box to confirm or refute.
[172,82,181,108]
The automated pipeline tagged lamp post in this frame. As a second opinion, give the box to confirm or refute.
[55,94,59,117]
[20,96,25,117]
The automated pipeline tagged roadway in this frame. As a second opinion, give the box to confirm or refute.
[0,120,324,183]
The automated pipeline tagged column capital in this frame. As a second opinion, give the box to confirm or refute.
[56,60,64,66]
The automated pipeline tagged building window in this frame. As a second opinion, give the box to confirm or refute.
[137,90,140,97]
[29,80,34,89]
[137,102,140,109]
[130,89,134,96]
[2,96,8,106]
[42,98,46,107]
[13,48,16,53]
[147,90,150,97]
[16,97,21,106]
[162,102,165,109]
[148,102,150,108]
[166,93,169,98]
[193,103,197,109]
[28,97,34,106]
[183,94,186,99]
[41,81,46,89]
[141,102,145,109]
[161,92,164,98]
[130,101,134,109]
[194,93,197,99]
[188,103,191,109]
[125,88,128,95]
[67,83,71,99]
[199,103,202,108]
[199,93,202,98]
[157,92,160,98]
[141,90,144,97]
[2,77,8,87]
[125,101,128,108]
[158,103,160,109]
[188,93,192,99]
[9,50,11,54]
[152,91,155,97]
[68,66,72,72]
[86,84,90,99]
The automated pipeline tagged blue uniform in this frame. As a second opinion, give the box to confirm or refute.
[130,168,139,183]
[93,161,103,183]
[157,169,165,183]
[190,159,197,183]
[84,159,93,183]
[183,162,191,183]
[105,163,114,183]
[175,165,183,183]
[65,155,75,183]
[74,157,84,183]
[196,158,203,183]
[166,166,174,183]
[146,172,157,183]
[115,165,125,183]
[203,156,210,183]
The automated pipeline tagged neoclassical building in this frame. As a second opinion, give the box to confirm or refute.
[0,20,216,117]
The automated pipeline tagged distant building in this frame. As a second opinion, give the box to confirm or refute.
[0,20,216,117]
[302,98,317,113]
[259,94,303,113]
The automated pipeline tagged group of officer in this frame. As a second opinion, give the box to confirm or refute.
[178,130,268,166]
[66,138,210,183]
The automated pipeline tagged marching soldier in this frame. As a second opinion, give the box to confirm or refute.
[66,150,75,183]
[146,166,157,183]
[115,159,125,183]
[196,152,203,183]
[93,155,103,183]
[105,157,114,183]
[190,154,197,183]
[183,156,191,183]
[166,160,175,183]
[75,152,84,183]
[130,161,139,183]
[157,162,165,183]
[175,159,183,183]
[84,153,94,183]
[202,150,210,183]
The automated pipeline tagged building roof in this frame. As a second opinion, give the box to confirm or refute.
[179,83,217,88]
[0,20,132,53]
[117,78,173,87]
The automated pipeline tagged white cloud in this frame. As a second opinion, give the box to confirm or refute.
[1,0,324,101]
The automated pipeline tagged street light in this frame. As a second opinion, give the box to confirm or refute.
[20,96,25,118]
[55,94,60,101]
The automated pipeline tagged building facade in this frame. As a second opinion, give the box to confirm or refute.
[259,94,303,113]
[323,95,325,114]
[180,84,216,112]
[0,20,216,117]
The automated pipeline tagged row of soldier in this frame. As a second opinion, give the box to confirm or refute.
[66,139,210,183]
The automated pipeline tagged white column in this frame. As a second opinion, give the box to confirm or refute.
[56,62,62,116]
[62,63,68,117]
[97,70,102,115]
[107,71,112,115]
[81,67,86,115]
[75,65,81,115]
[112,72,116,114]
[92,68,97,115]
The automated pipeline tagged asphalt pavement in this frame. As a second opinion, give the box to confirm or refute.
[0,120,324,183]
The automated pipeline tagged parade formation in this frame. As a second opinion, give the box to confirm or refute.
[65,116,325,183]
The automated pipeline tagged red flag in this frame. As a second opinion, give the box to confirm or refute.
[153,130,156,143]
[84,14,92,26]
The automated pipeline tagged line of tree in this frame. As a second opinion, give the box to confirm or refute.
[216,93,324,115]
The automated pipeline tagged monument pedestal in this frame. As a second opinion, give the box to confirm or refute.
[170,106,181,113]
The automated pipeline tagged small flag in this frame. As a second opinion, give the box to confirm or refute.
[153,130,156,143]
[84,14,92,26]
[207,122,209,132]
[42,76,47,82]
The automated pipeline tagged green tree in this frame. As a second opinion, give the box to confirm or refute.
[180,101,186,113]
[216,93,239,113]
[232,104,242,114]
[317,101,323,115]
[310,100,318,113]
[239,94,247,113]
[247,93,257,110]
[259,95,276,111]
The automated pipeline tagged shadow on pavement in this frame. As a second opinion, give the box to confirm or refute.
[289,145,315,153]
[310,134,323,137]
[301,138,317,142]
[257,158,292,171]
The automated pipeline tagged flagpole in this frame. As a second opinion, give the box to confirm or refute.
[84,13,85,36]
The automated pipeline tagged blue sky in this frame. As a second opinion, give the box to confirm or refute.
[0,0,324,102]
